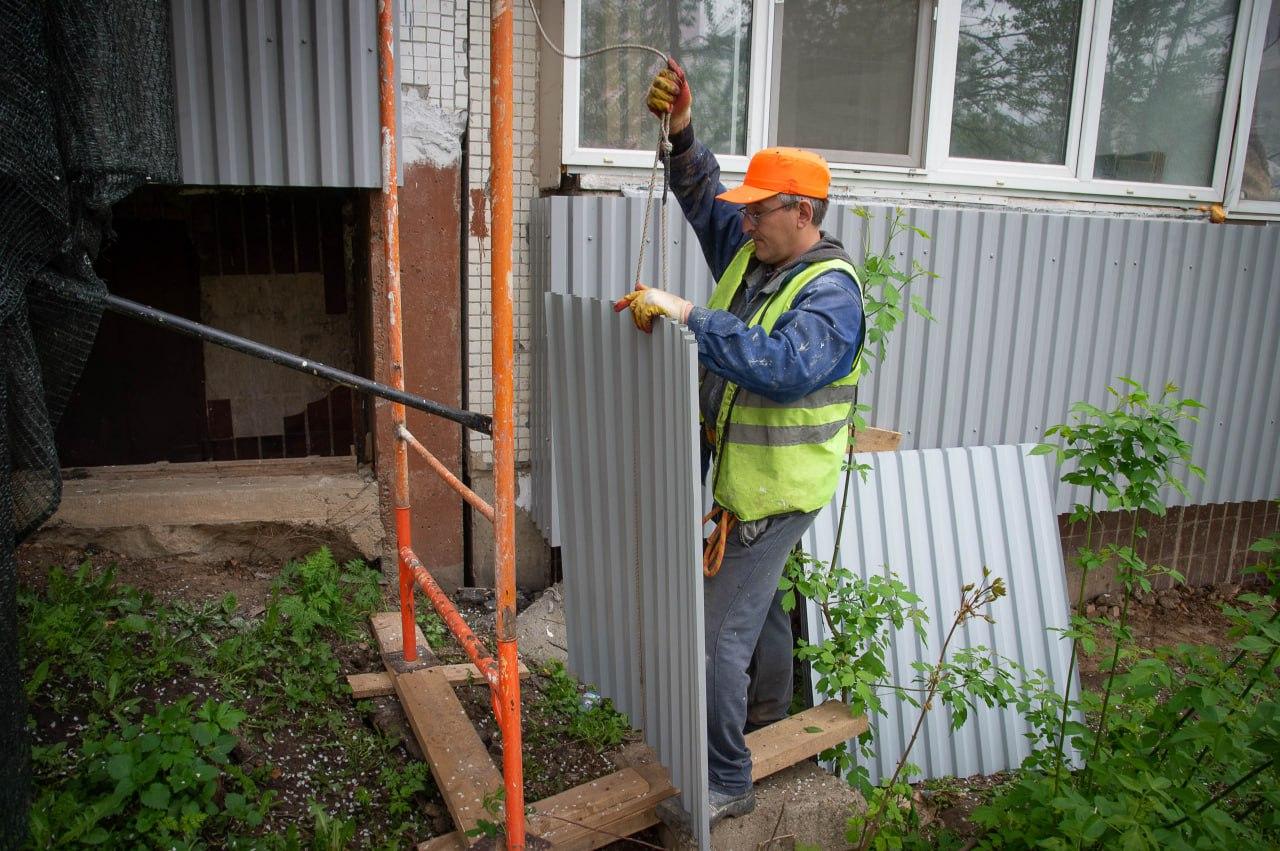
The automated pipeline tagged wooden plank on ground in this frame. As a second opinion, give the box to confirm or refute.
[395,667,504,841]
[348,662,533,698]
[371,611,439,672]
[749,700,868,779]
[416,702,866,850]
[418,762,676,851]
[852,426,903,453]
[527,762,673,848]
[347,672,396,698]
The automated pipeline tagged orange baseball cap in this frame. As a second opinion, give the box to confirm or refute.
[717,147,830,204]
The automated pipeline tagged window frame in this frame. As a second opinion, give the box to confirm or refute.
[557,0,1269,212]
[1225,0,1280,214]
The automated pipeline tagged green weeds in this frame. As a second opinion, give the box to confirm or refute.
[534,661,631,751]
[21,547,438,848]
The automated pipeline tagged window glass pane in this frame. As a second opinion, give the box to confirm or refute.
[579,0,752,155]
[775,0,921,158]
[950,0,1082,164]
[1094,0,1239,186]
[1241,4,1280,201]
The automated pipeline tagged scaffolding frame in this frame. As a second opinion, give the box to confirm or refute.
[377,1,525,847]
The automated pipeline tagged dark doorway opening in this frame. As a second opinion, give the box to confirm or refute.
[56,187,367,469]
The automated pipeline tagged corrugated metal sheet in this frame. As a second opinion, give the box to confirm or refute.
[170,0,384,187]
[531,197,1280,538]
[545,293,710,847]
[801,444,1084,784]
[530,197,714,544]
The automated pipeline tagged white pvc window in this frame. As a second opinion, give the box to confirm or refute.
[1093,0,1241,187]
[768,0,933,168]
[1227,0,1280,212]
[570,0,757,167]
[950,0,1083,166]
[560,0,1271,210]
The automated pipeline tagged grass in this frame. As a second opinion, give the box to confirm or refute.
[20,548,442,849]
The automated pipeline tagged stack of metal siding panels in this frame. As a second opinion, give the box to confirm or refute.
[170,0,385,187]
[801,444,1083,784]
[544,293,711,848]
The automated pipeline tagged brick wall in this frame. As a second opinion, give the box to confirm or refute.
[1059,500,1280,600]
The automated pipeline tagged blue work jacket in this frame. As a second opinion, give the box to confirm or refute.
[665,123,866,475]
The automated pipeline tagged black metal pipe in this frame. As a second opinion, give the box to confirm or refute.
[104,293,493,436]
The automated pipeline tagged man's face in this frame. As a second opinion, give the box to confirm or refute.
[740,197,802,265]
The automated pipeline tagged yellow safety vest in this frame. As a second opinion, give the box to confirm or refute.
[705,241,863,521]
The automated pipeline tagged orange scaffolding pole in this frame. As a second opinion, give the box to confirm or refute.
[378,0,524,846]
[489,0,526,843]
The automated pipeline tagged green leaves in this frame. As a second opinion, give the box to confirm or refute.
[850,206,942,375]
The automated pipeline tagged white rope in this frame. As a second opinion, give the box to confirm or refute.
[633,114,672,293]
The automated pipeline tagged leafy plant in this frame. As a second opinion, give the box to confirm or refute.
[1031,378,1202,780]
[851,205,941,372]
[418,608,450,649]
[535,661,631,751]
[22,548,438,847]
[781,550,1019,843]
[264,547,383,643]
[28,697,269,848]
[848,570,1013,850]
[967,384,1280,849]
[19,563,188,717]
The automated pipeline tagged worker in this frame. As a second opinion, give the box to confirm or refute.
[616,60,866,828]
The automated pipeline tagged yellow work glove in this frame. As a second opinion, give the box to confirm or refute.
[645,58,692,134]
[612,284,693,334]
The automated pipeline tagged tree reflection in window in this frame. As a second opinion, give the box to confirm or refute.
[1095,0,1239,186]
[951,0,1082,165]
[578,0,752,156]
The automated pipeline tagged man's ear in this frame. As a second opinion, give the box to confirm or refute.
[797,199,814,228]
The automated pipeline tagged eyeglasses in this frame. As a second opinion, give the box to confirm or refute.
[739,201,798,228]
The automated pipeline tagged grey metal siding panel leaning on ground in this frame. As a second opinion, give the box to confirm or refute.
[800,444,1085,784]
[531,197,1280,538]
[170,0,383,187]
[545,294,711,848]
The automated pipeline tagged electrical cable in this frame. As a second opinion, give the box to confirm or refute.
[524,0,668,63]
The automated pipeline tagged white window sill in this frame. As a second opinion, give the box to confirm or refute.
[574,164,1280,223]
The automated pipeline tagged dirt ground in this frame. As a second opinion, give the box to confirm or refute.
[15,541,650,848]
[18,539,281,613]
[17,542,1255,848]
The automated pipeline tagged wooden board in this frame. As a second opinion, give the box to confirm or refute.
[347,672,397,698]
[395,667,504,841]
[61,456,356,479]
[748,700,868,780]
[370,611,439,672]
[347,662,533,698]
[527,762,674,848]
[418,762,676,851]
[852,426,903,454]
[417,702,867,850]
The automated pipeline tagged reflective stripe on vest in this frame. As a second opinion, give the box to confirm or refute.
[705,240,864,521]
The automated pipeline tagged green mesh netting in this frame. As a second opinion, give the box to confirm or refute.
[0,1,177,845]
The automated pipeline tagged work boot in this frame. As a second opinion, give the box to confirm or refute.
[709,786,756,826]
[656,786,757,839]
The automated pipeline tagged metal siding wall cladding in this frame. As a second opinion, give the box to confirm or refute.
[532,197,1280,536]
[171,0,381,187]
[545,293,711,848]
[801,444,1084,784]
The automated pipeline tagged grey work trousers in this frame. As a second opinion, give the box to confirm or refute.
[704,508,818,795]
